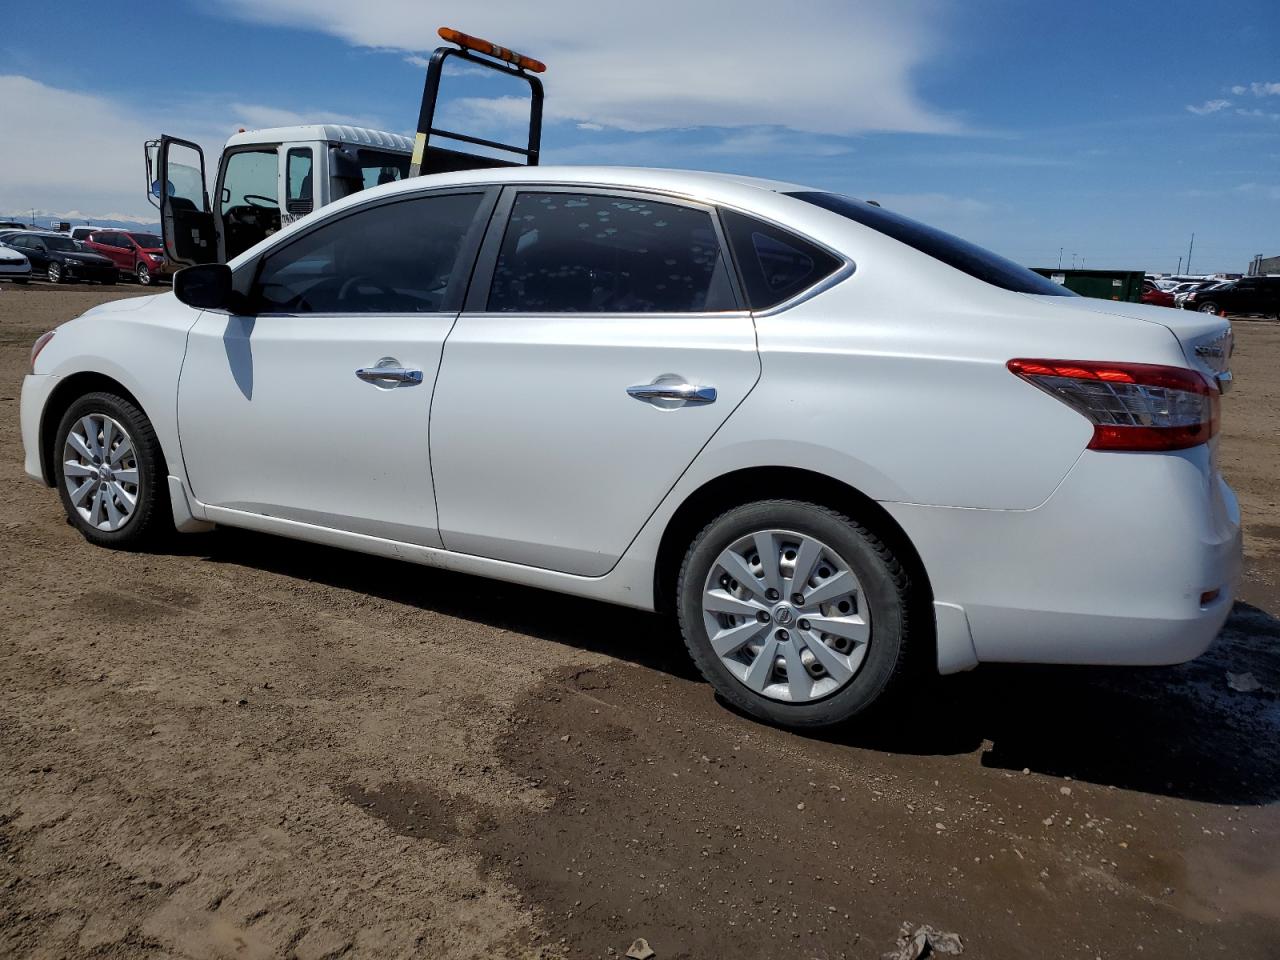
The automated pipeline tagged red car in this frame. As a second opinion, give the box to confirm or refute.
[82,230,173,286]
[1141,280,1175,308]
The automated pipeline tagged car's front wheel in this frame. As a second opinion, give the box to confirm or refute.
[47,262,64,284]
[1198,302,1220,314]
[676,499,914,728]
[136,263,152,286]
[54,392,170,549]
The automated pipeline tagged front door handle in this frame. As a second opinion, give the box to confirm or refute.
[356,357,423,386]
[626,375,717,407]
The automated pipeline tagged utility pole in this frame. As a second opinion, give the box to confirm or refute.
[1058,247,1063,269]
[1176,256,1182,274]
[1186,232,1195,275]
[1071,253,1077,269]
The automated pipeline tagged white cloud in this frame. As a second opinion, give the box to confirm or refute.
[1186,99,1231,115]
[1231,85,1246,95]
[217,0,959,135]
[1235,108,1280,120]
[228,102,382,130]
[1245,81,1280,97]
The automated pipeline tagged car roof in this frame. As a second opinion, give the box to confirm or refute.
[357,164,819,206]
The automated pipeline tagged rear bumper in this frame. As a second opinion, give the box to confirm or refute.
[887,446,1242,671]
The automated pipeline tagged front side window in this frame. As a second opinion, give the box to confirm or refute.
[487,192,737,313]
[250,192,483,314]
[789,191,1076,297]
[720,209,843,310]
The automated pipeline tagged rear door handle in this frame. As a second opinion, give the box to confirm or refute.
[356,357,423,386]
[626,376,717,406]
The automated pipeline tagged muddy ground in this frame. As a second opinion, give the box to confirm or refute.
[1,281,1277,960]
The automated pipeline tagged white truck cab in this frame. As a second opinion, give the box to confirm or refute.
[148,125,413,264]
[148,27,547,268]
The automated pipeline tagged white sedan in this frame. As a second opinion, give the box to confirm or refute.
[19,166,1241,728]
[0,243,31,283]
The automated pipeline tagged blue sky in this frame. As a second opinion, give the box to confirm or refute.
[2,0,1277,273]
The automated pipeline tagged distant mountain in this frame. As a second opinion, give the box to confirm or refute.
[0,213,161,233]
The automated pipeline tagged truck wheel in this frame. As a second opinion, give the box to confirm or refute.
[676,499,915,729]
[54,392,171,549]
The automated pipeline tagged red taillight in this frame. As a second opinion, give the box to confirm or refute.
[30,330,55,371]
[1007,358,1219,452]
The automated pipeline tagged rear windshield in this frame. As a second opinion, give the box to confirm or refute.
[788,191,1075,297]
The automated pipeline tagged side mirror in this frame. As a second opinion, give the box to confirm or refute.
[174,263,234,309]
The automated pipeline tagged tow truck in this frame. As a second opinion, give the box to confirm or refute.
[146,28,546,267]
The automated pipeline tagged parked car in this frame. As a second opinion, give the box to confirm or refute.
[68,226,104,243]
[1141,280,1175,307]
[0,229,31,246]
[0,220,30,231]
[0,244,30,283]
[84,230,171,285]
[1181,276,1280,317]
[18,166,1240,729]
[3,232,117,284]
[1174,280,1218,308]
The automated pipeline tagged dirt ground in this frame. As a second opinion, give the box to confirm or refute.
[1,281,1277,960]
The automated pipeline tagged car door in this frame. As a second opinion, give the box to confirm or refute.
[12,236,47,272]
[177,188,495,547]
[429,186,760,576]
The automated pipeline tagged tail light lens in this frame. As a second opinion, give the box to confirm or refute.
[30,330,55,371]
[1007,358,1219,452]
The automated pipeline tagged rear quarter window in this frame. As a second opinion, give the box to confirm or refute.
[719,209,844,310]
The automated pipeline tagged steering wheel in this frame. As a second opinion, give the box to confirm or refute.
[242,194,277,209]
[337,275,391,304]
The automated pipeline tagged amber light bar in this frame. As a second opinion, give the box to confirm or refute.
[438,27,546,73]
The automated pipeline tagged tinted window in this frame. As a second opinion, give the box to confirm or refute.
[251,193,482,314]
[8,236,32,250]
[44,236,78,252]
[720,209,843,309]
[487,192,736,313]
[789,191,1075,297]
[130,233,162,249]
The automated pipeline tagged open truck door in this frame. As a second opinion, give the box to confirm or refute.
[146,136,217,266]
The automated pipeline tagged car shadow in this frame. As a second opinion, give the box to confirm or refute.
[177,527,1279,806]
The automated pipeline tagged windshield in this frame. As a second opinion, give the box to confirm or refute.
[130,233,163,249]
[44,236,80,252]
[788,191,1076,297]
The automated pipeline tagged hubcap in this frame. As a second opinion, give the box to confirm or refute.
[701,529,871,703]
[62,414,139,532]
[48,264,60,282]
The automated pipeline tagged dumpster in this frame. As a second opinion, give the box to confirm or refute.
[1029,268,1144,302]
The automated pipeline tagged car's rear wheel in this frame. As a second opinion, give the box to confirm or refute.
[676,499,914,728]
[47,262,64,284]
[136,263,152,286]
[54,392,170,549]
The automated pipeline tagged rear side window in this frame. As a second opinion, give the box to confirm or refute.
[486,192,737,313]
[720,209,843,310]
[251,192,482,314]
[789,191,1075,297]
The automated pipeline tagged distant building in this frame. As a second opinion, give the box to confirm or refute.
[1248,253,1280,276]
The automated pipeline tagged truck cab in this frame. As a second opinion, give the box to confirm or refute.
[148,27,546,268]
[147,125,414,265]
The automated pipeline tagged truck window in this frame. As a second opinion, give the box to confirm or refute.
[286,148,313,215]
[359,150,410,190]
[220,148,281,261]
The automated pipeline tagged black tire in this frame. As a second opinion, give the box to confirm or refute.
[135,263,152,286]
[47,262,64,284]
[1198,302,1220,314]
[54,391,171,549]
[13,278,28,285]
[676,499,915,729]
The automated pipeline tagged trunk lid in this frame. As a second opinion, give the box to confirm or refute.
[1021,294,1233,388]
